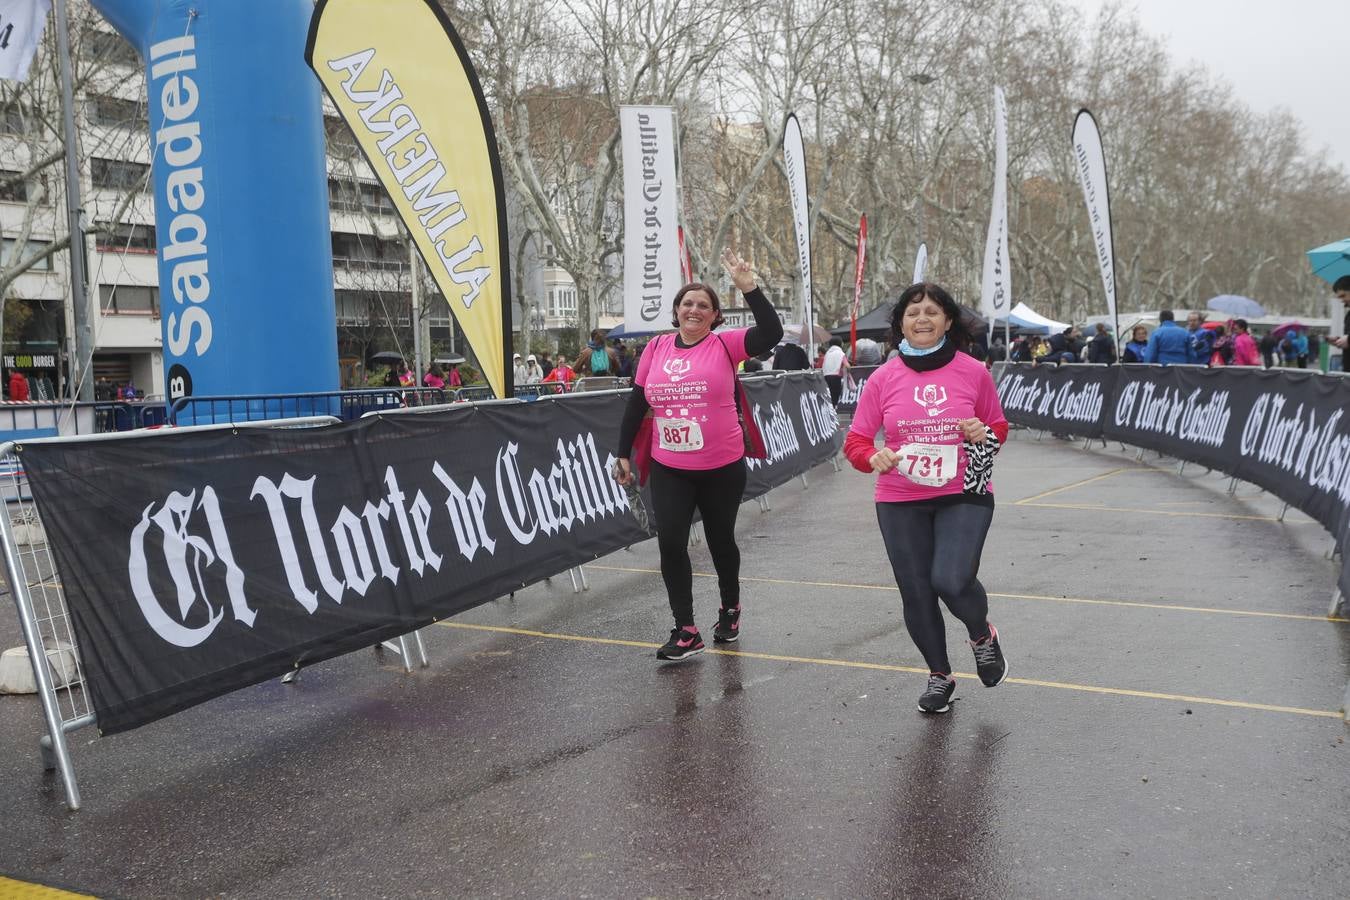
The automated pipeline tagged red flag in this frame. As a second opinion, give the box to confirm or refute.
[678,226,693,283]
[850,214,867,362]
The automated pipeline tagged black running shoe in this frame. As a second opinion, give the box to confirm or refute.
[970,623,1008,687]
[713,606,740,643]
[656,627,705,661]
[918,673,956,713]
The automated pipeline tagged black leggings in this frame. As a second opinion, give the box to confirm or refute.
[876,500,994,674]
[649,458,747,627]
[825,374,843,406]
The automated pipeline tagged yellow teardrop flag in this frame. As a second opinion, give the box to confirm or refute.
[306,0,512,398]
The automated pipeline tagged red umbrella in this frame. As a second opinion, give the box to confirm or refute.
[1270,321,1304,341]
[1200,321,1224,330]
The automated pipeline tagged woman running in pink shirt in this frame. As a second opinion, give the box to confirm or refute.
[613,249,783,661]
[843,283,1010,713]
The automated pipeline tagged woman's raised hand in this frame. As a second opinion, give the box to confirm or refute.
[721,247,757,294]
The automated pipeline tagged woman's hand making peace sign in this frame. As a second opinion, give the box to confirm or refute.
[721,247,757,294]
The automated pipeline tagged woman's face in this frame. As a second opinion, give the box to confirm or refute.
[900,296,952,349]
[1133,327,1147,342]
[676,290,717,337]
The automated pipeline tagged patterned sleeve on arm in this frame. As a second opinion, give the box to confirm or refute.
[962,433,1001,494]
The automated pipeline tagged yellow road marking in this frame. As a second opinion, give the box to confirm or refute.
[0,875,94,898]
[1017,500,1315,523]
[586,565,1349,624]
[1013,468,1129,504]
[438,622,1343,720]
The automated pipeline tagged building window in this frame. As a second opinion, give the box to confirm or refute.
[331,231,407,271]
[0,169,30,203]
[99,284,159,315]
[2,238,52,271]
[91,157,151,193]
[328,178,397,216]
[334,289,372,325]
[86,94,146,130]
[0,103,37,136]
[87,30,141,68]
[547,286,578,317]
[94,222,156,254]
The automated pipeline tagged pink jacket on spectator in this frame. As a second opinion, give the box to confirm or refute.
[1233,332,1260,366]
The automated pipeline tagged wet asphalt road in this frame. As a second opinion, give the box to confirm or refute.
[0,432,1347,898]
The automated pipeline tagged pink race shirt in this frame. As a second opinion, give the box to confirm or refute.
[636,329,751,470]
[849,352,1007,502]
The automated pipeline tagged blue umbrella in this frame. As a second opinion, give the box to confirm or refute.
[1205,294,1265,318]
[1307,239,1350,285]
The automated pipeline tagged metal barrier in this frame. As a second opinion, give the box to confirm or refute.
[1,401,103,439]
[170,388,448,425]
[0,416,341,811]
[512,382,567,401]
[572,376,630,393]
[454,385,497,402]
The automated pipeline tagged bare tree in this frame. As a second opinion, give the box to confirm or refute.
[0,5,153,358]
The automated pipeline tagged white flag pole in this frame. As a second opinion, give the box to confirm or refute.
[980,86,1011,359]
[619,106,681,332]
[782,114,814,360]
[1072,109,1119,343]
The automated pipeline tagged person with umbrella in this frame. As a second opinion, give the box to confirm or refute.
[1278,326,1309,368]
[1186,311,1215,363]
[1230,319,1261,366]
[1330,276,1350,364]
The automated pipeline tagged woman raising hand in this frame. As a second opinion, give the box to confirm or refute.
[614,248,783,661]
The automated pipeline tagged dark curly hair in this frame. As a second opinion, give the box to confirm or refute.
[670,282,725,329]
[889,282,972,351]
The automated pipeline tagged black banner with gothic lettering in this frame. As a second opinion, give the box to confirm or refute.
[995,363,1350,600]
[994,362,1115,439]
[742,371,845,497]
[18,375,840,734]
[835,365,882,414]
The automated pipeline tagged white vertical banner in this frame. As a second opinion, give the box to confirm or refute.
[0,0,51,82]
[620,105,682,330]
[782,113,814,356]
[980,86,1011,324]
[912,242,928,284]
[1072,108,1118,328]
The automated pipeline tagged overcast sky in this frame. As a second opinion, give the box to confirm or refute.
[1068,0,1346,169]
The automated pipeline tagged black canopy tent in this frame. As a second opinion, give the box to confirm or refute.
[829,304,893,341]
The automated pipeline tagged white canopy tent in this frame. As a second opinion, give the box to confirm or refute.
[1008,302,1070,334]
